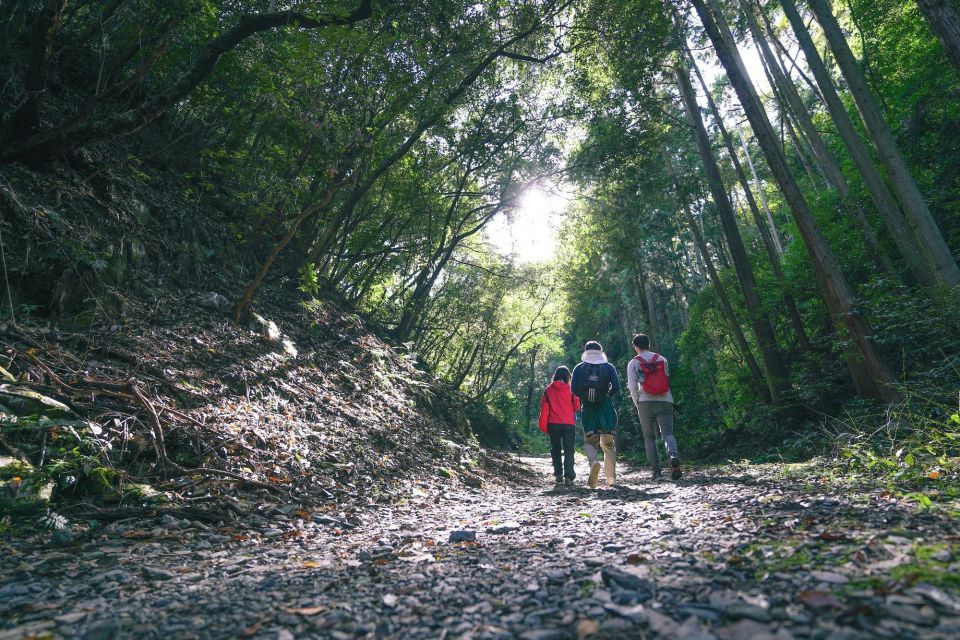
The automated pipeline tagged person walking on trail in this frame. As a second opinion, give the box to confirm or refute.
[538,366,581,487]
[627,333,682,481]
[571,341,621,489]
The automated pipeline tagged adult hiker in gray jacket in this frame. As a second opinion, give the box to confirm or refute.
[626,333,682,480]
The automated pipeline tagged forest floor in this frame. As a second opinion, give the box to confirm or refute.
[2,455,959,640]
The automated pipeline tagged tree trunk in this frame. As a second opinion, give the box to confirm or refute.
[676,63,790,403]
[737,129,784,254]
[691,0,901,403]
[741,0,899,279]
[663,148,772,400]
[690,54,813,353]
[777,0,935,288]
[807,0,960,290]
[916,0,960,73]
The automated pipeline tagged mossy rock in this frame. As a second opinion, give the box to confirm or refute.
[0,386,72,417]
[89,466,123,502]
[124,483,168,503]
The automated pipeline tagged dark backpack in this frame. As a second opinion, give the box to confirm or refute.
[635,353,670,395]
[577,363,610,404]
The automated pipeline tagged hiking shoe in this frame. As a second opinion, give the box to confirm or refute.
[564,477,574,487]
[554,477,563,487]
[670,458,682,481]
[651,467,663,481]
[588,462,601,489]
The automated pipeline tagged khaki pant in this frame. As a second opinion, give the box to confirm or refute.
[584,432,617,486]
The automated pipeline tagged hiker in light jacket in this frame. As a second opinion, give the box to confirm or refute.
[538,366,581,486]
[627,333,682,480]
[571,341,621,488]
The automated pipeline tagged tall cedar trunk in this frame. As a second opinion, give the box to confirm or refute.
[663,148,772,399]
[691,0,901,403]
[777,0,935,288]
[741,0,899,279]
[676,64,789,403]
[689,54,813,353]
[807,0,960,290]
[738,129,784,254]
[916,0,960,74]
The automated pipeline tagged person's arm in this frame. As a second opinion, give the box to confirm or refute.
[607,363,621,396]
[537,391,549,433]
[626,359,640,407]
[570,364,582,400]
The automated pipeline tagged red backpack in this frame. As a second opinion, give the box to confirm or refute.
[635,353,670,395]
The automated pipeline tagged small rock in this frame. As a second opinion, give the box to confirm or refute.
[142,566,175,581]
[600,565,653,593]
[725,602,772,622]
[197,292,230,310]
[930,549,952,563]
[884,604,937,626]
[716,620,794,640]
[51,528,75,545]
[811,570,849,584]
[487,522,522,534]
[448,530,476,543]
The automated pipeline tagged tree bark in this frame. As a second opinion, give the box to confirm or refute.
[691,0,901,403]
[806,0,960,290]
[665,149,772,401]
[741,0,899,279]
[676,63,790,403]
[737,129,784,254]
[689,53,813,353]
[916,0,960,73]
[777,0,935,288]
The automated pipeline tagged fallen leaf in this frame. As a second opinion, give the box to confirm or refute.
[302,561,322,568]
[626,553,642,565]
[928,471,941,479]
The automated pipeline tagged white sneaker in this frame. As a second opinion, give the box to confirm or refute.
[588,462,601,489]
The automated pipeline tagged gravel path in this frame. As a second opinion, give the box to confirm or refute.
[3,456,959,639]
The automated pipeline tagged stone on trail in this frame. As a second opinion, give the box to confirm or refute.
[810,570,849,584]
[716,619,794,640]
[724,601,772,622]
[600,565,654,593]
[487,521,522,534]
[448,530,477,543]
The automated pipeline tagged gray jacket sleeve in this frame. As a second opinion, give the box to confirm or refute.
[626,359,640,407]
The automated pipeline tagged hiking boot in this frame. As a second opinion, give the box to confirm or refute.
[564,477,574,487]
[554,477,563,488]
[651,467,663,481]
[670,458,682,481]
[588,462,601,489]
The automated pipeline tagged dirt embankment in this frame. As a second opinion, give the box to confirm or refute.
[0,143,516,540]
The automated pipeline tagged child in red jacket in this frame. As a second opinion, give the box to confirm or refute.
[538,366,582,486]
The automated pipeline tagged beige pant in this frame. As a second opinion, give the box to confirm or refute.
[584,433,617,485]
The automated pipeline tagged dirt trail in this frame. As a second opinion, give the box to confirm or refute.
[2,456,959,639]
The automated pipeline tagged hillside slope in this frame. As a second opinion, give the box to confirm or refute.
[0,147,515,538]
